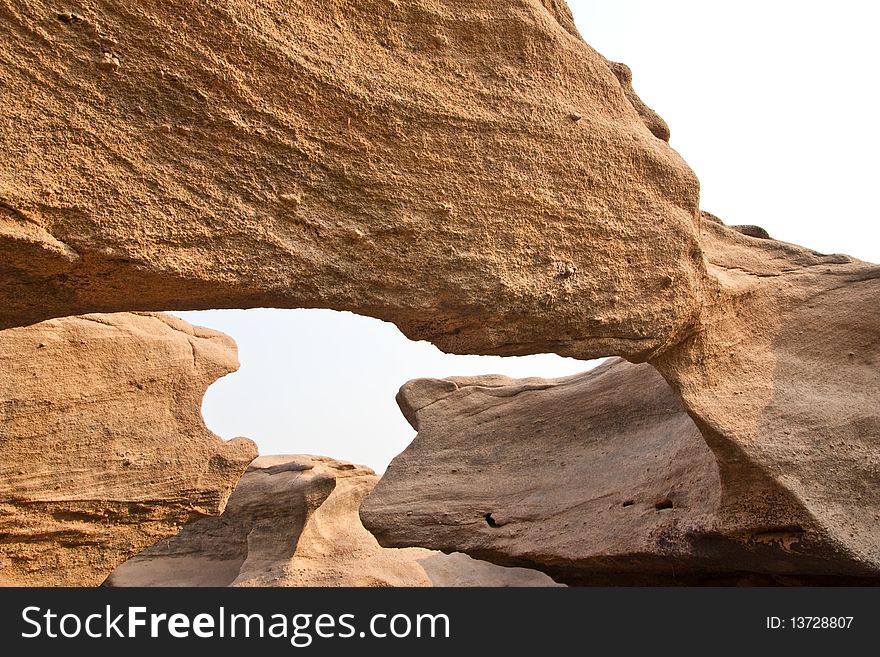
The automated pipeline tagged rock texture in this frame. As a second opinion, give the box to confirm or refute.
[364,359,720,584]
[1,0,701,362]
[2,0,878,587]
[106,455,560,587]
[651,215,880,580]
[0,312,257,586]
[606,61,670,142]
[363,355,880,584]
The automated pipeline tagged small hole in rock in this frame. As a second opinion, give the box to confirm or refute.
[622,499,634,507]
[654,498,674,511]
[56,13,83,24]
[484,512,501,528]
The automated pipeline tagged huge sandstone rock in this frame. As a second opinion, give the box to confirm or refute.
[362,355,880,584]
[106,455,559,587]
[651,215,880,578]
[1,0,702,362]
[0,312,257,586]
[3,0,877,586]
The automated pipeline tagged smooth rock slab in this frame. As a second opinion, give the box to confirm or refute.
[651,215,880,580]
[362,357,880,584]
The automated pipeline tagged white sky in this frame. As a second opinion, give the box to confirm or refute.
[176,1,880,472]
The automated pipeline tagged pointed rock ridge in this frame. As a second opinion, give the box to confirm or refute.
[605,61,671,142]
[0,312,257,586]
[1,1,701,363]
[362,357,880,584]
[105,455,560,587]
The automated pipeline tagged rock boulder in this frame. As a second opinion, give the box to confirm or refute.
[363,355,880,584]
[106,455,560,587]
[0,312,257,586]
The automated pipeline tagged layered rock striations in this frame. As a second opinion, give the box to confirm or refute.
[0,312,257,586]
[106,455,560,587]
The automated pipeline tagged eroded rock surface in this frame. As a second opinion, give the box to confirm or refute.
[1,0,701,362]
[106,455,560,587]
[362,356,880,584]
[2,0,877,587]
[651,216,880,579]
[0,312,257,586]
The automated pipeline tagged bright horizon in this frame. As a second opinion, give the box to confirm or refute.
[175,1,880,472]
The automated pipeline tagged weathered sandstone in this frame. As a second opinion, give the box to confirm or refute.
[652,215,880,580]
[0,312,257,586]
[1,0,701,362]
[363,352,880,584]
[363,358,722,584]
[106,455,560,587]
[362,216,880,583]
[1,0,877,587]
